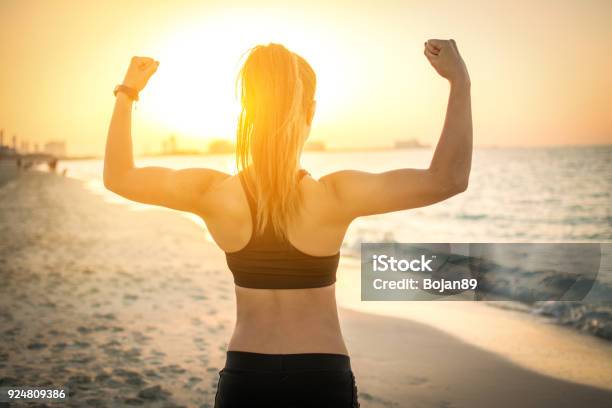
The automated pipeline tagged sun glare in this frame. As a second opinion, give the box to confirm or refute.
[137,9,354,146]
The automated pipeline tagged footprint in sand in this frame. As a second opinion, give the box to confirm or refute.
[132,331,152,344]
[159,364,186,375]
[82,268,96,276]
[113,368,146,387]
[406,376,429,386]
[94,372,111,382]
[144,369,162,379]
[51,365,70,376]
[0,377,19,386]
[26,342,47,350]
[358,392,398,407]
[93,312,116,320]
[191,294,208,301]
[72,340,91,349]
[71,353,95,365]
[84,397,105,407]
[138,384,172,401]
[183,376,203,389]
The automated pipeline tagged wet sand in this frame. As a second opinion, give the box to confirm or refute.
[0,160,20,188]
[336,258,612,391]
[1,171,611,407]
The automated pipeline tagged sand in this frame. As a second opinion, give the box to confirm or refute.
[0,160,20,188]
[336,258,612,391]
[1,171,611,407]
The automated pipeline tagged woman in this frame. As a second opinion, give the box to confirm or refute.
[104,40,471,407]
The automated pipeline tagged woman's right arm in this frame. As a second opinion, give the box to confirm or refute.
[321,39,472,221]
[103,57,229,215]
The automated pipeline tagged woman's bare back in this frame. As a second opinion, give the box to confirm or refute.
[201,172,350,354]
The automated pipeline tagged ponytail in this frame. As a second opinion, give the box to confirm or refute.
[235,43,316,238]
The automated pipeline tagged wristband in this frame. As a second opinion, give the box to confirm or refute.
[113,84,139,101]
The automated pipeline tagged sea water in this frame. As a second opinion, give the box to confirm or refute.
[60,145,612,340]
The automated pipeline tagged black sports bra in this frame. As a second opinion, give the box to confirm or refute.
[225,169,340,289]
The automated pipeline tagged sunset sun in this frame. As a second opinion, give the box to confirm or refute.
[137,10,354,145]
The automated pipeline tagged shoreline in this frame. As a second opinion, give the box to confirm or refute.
[1,171,611,407]
[30,142,612,162]
[0,159,20,188]
[336,260,612,390]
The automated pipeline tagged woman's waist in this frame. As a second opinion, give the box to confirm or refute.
[229,313,348,355]
[233,312,344,334]
[234,296,342,334]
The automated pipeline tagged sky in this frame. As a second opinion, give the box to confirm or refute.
[0,0,611,156]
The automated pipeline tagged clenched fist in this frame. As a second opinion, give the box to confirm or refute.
[122,56,159,91]
[424,39,470,84]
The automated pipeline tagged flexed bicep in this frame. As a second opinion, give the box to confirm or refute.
[320,168,464,222]
[104,167,229,214]
[323,39,472,223]
[103,57,229,214]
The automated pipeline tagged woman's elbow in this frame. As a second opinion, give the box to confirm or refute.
[103,178,117,193]
[103,163,130,193]
[454,177,469,194]
[438,177,468,200]
[449,175,469,196]
[432,170,469,198]
[103,172,122,194]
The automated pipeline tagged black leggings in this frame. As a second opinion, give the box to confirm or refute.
[214,351,360,407]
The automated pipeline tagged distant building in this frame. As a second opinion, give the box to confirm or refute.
[44,141,66,158]
[207,139,235,154]
[304,140,326,152]
[0,130,22,157]
[162,134,178,154]
[394,139,428,149]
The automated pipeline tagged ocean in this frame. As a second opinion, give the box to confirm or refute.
[61,146,612,245]
[59,145,612,340]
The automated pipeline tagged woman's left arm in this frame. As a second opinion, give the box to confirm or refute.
[103,57,228,214]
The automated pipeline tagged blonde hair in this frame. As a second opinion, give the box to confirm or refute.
[235,43,316,239]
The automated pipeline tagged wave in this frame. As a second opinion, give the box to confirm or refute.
[358,242,612,342]
[533,302,612,342]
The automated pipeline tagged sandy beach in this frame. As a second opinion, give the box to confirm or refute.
[0,160,20,189]
[1,170,612,408]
